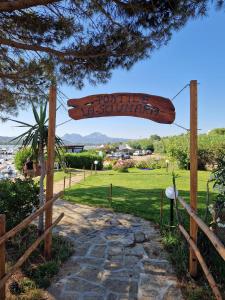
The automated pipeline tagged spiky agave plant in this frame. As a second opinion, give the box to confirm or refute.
[10,101,64,234]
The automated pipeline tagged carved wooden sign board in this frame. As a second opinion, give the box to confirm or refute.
[68,93,175,124]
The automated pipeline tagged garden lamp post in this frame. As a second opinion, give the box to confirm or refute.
[165,186,179,227]
[94,160,98,174]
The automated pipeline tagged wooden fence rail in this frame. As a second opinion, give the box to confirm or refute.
[0,192,64,299]
[178,197,225,261]
[179,224,222,300]
[177,197,225,300]
[0,191,63,247]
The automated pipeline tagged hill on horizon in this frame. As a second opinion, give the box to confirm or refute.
[62,132,129,145]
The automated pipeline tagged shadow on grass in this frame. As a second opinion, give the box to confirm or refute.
[64,185,211,226]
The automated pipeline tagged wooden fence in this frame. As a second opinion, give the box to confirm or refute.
[0,191,64,300]
[178,197,225,300]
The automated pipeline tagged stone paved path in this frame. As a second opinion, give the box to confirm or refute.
[47,200,183,300]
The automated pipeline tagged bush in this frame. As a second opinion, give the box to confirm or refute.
[14,147,33,172]
[103,161,113,170]
[64,152,103,170]
[164,134,225,170]
[135,158,165,169]
[0,179,39,230]
[113,159,135,172]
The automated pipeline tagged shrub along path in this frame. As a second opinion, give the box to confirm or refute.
[47,199,183,300]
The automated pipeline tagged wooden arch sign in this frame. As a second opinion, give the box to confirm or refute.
[68,93,175,124]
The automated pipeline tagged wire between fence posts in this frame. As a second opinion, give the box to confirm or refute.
[0,213,64,292]
[179,224,222,300]
[0,215,5,300]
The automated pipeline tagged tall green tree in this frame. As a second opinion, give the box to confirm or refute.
[10,101,63,233]
[0,0,224,118]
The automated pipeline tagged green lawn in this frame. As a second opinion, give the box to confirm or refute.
[64,168,213,225]
[35,169,84,185]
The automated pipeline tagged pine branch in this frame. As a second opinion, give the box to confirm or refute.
[0,0,59,12]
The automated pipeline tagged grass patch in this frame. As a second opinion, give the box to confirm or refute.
[6,225,74,299]
[64,167,225,299]
[64,168,212,223]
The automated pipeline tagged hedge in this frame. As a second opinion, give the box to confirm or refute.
[64,152,103,170]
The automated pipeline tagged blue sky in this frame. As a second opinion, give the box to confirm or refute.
[1,7,225,139]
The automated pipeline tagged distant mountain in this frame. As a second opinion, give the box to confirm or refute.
[62,132,129,145]
[0,136,19,145]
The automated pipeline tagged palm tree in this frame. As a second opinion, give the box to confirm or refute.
[10,101,64,234]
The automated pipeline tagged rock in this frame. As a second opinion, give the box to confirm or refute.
[89,245,106,258]
[124,255,140,267]
[76,266,104,283]
[107,293,118,300]
[119,234,134,246]
[143,259,174,275]
[104,279,130,294]
[134,231,145,243]
[83,294,105,300]
[125,244,146,258]
[65,277,105,294]
[108,246,123,256]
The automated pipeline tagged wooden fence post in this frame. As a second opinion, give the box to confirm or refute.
[64,176,66,191]
[109,184,112,206]
[0,215,6,300]
[44,84,57,259]
[160,190,164,227]
[83,166,85,181]
[189,80,198,277]
[69,172,72,188]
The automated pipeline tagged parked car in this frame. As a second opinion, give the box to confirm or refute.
[146,150,152,155]
[123,153,130,159]
[133,150,143,156]
[114,152,123,159]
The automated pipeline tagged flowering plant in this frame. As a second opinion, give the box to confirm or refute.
[113,159,135,172]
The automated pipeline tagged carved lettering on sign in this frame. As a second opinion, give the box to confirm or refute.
[67,93,175,124]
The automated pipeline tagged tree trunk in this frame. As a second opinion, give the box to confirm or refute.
[38,144,45,235]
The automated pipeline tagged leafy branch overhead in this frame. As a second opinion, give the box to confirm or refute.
[0,0,224,117]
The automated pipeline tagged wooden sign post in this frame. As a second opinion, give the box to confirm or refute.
[189,80,198,276]
[68,93,175,124]
[44,85,57,259]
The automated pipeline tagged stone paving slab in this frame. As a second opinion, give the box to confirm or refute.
[47,200,183,300]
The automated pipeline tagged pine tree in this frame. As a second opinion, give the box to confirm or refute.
[0,0,223,118]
